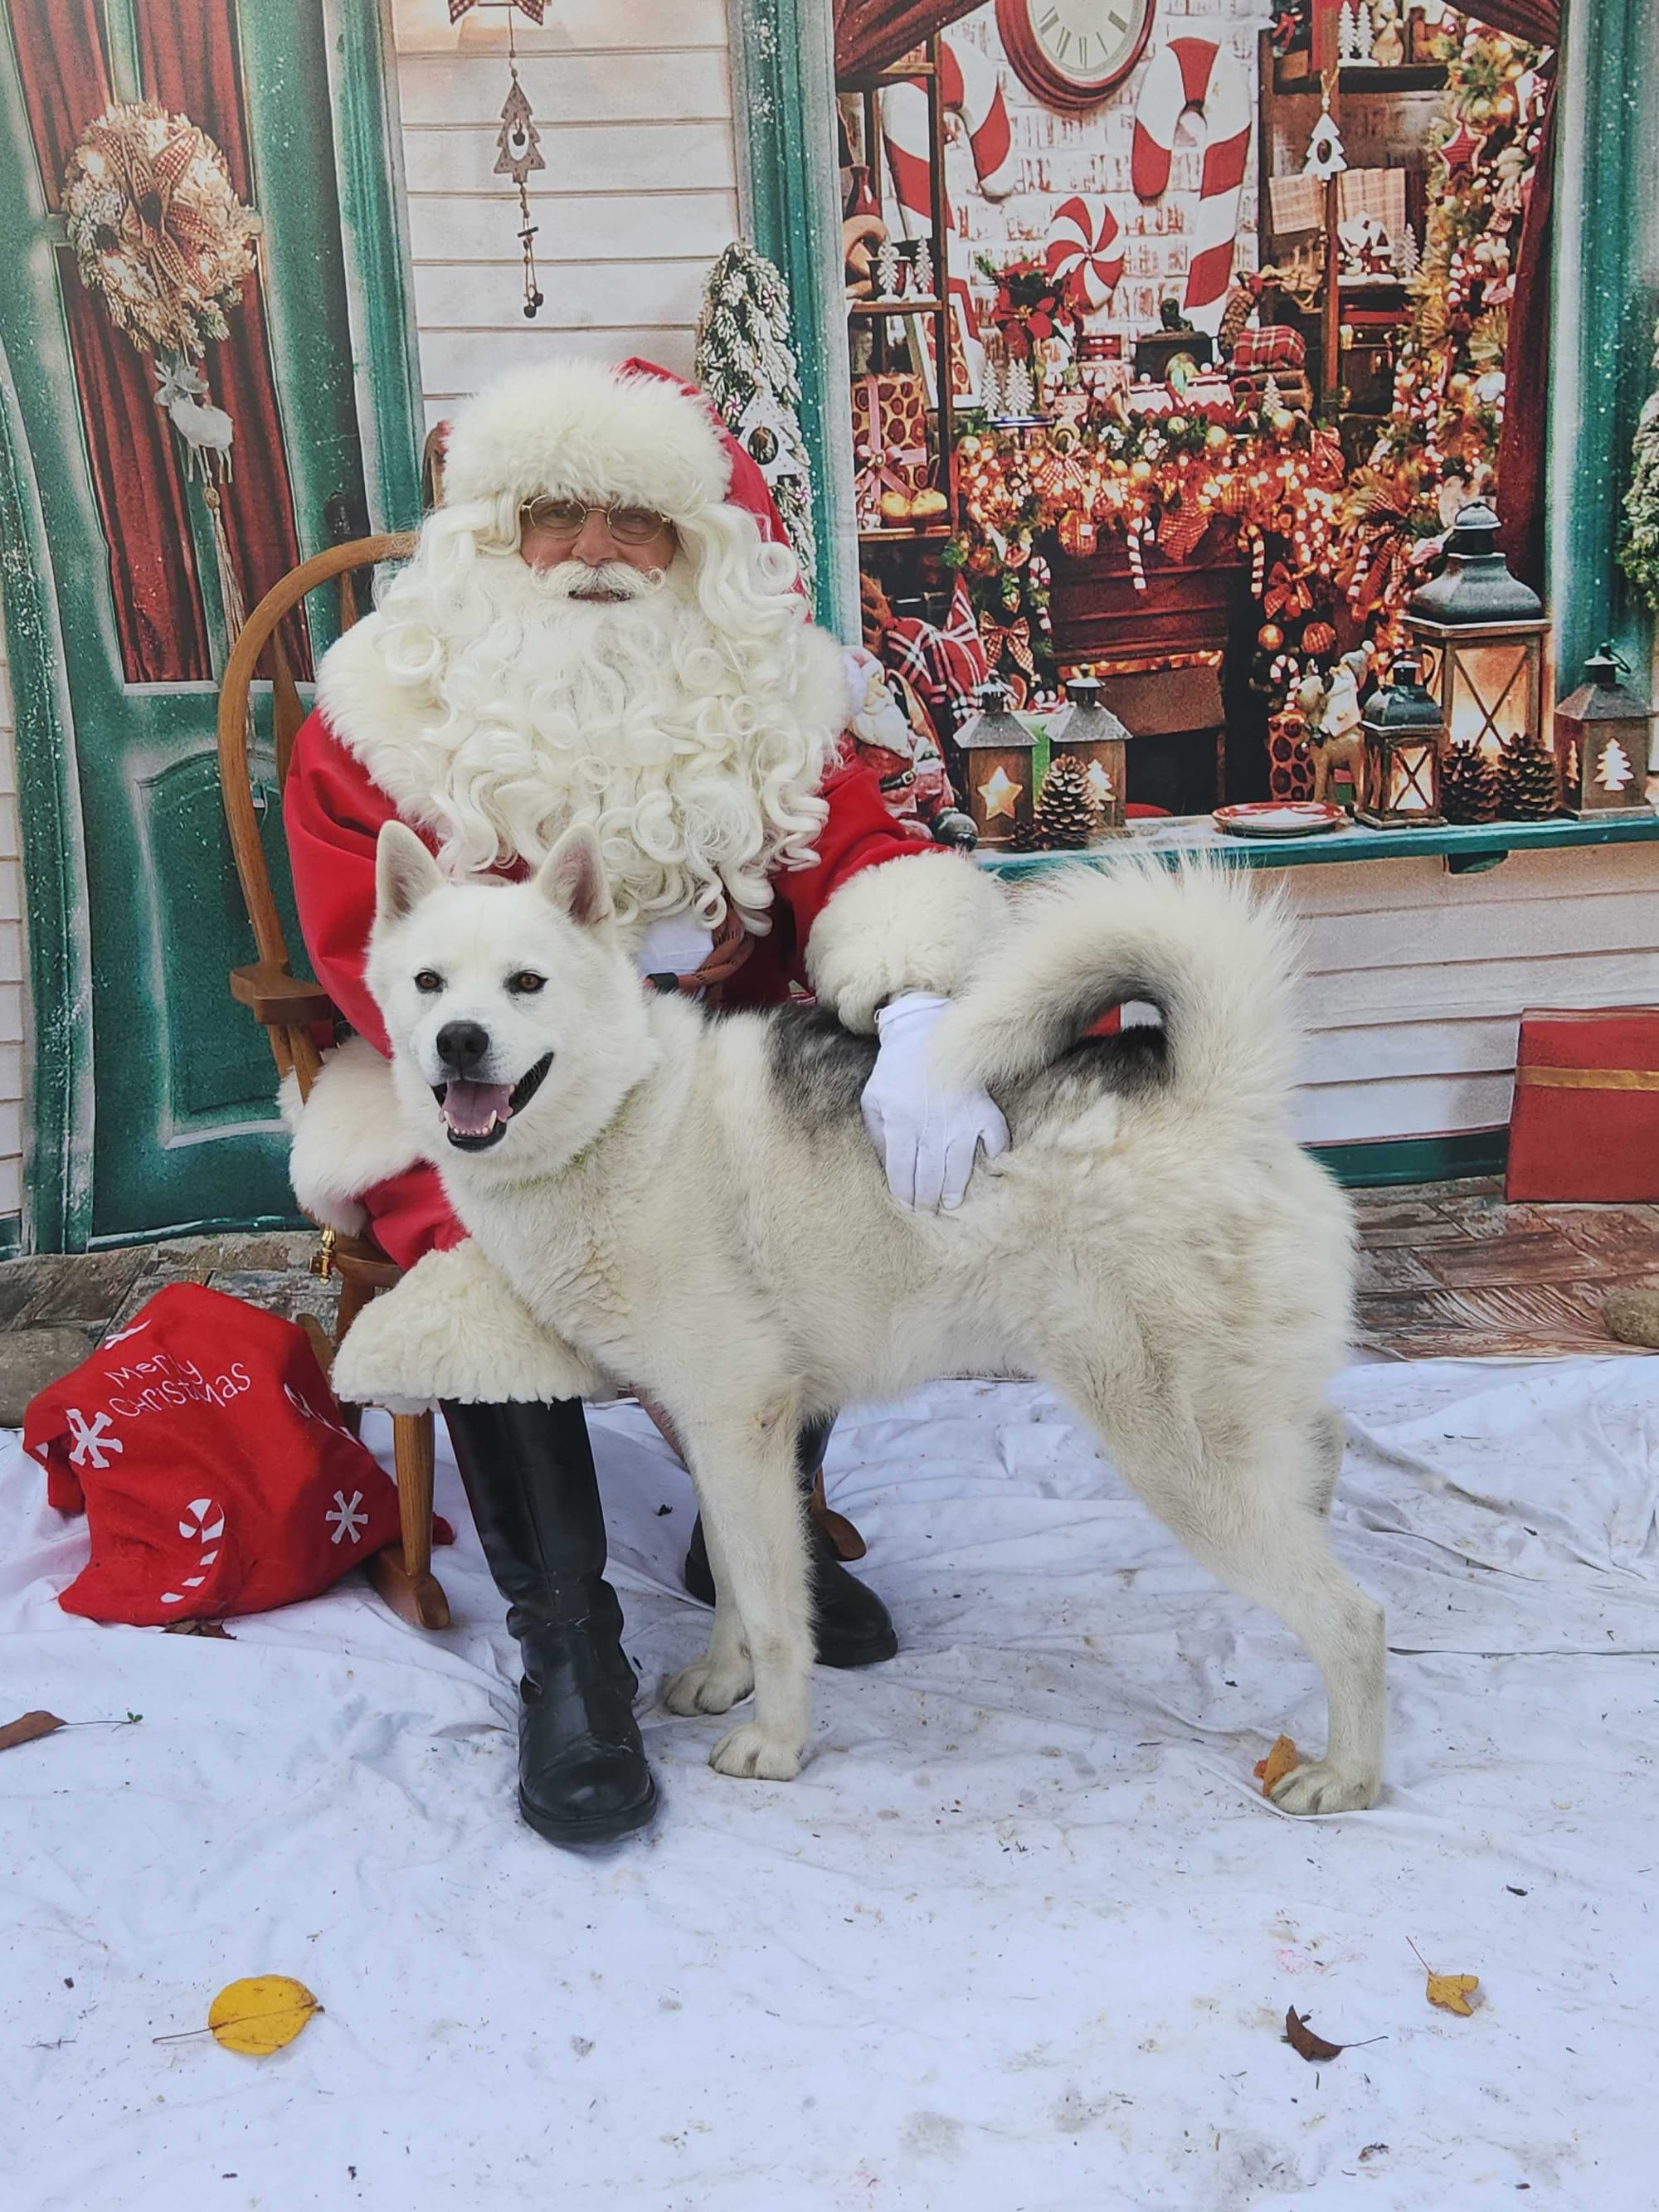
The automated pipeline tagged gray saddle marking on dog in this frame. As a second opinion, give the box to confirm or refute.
[767,1006,881,1135]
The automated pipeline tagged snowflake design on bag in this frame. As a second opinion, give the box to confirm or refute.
[66,1408,122,1469]
[326,1490,369,1547]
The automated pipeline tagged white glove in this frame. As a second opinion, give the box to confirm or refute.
[633,915,715,983]
[860,991,1010,1213]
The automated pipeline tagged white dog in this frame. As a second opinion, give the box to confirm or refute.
[359,823,1386,1815]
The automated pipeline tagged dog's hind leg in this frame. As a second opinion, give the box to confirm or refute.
[1049,1355,1385,1815]
[664,1393,815,1782]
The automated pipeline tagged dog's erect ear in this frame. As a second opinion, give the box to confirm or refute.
[536,825,614,931]
[375,821,444,924]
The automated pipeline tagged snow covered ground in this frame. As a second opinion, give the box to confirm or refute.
[3,1359,1657,2210]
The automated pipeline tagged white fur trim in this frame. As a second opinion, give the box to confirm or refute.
[441,358,730,521]
[287,1037,424,1233]
[331,1242,608,1408]
[805,853,1008,1033]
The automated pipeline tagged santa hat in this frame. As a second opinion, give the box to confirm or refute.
[439,355,791,548]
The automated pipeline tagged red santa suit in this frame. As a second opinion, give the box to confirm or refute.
[282,358,1001,1387]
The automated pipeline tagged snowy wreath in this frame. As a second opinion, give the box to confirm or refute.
[61,100,256,359]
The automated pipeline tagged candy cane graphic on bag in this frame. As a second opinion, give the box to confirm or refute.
[1044,196,1125,316]
[1131,37,1250,335]
[161,1495,226,1607]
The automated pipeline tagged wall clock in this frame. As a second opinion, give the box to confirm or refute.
[994,0,1157,114]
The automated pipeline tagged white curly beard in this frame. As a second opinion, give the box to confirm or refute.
[315,511,844,936]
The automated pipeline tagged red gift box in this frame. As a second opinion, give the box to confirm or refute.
[1505,1006,1659,1203]
[1230,323,1306,373]
[24,1283,405,1625]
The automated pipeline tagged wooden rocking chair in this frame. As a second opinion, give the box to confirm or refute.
[216,531,450,1631]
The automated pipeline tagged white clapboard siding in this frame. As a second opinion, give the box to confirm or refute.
[401,121,737,199]
[393,0,738,411]
[1279,843,1659,1145]
[0,627,22,1219]
[398,52,731,129]
[408,192,734,265]
[394,0,728,56]
[414,259,712,335]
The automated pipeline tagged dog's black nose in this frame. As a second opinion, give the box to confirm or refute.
[436,1019,491,1072]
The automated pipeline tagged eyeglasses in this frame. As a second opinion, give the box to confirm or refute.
[518,497,673,546]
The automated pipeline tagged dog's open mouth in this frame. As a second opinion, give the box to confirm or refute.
[432,1053,553,1151]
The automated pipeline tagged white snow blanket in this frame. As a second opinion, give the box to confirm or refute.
[2,1359,1657,2211]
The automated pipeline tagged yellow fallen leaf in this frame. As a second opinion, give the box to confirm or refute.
[1425,1972,1480,2017]
[207,1976,322,2056]
[1254,1734,1301,1796]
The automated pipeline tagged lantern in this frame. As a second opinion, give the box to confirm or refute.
[1357,655,1446,827]
[1552,644,1656,816]
[1404,500,1547,760]
[956,678,1037,847]
[1046,673,1128,834]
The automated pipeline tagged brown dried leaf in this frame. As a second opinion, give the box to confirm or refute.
[1283,2006,1346,2064]
[0,1710,67,1753]
[1254,1734,1301,1796]
[162,1621,234,1639]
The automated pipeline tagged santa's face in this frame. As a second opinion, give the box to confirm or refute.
[516,493,679,600]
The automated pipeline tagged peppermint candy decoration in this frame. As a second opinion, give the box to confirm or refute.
[1044,197,1125,317]
[161,1495,226,1607]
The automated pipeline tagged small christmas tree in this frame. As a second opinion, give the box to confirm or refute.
[1004,357,1035,418]
[1619,314,1659,610]
[1496,732,1559,819]
[695,243,816,590]
[1031,755,1103,848]
[1440,738,1500,823]
[1596,736,1637,794]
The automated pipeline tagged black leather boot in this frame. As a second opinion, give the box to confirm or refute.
[443,1399,657,1846]
[682,1413,898,1669]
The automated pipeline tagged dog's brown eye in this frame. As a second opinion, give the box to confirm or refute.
[415,970,443,994]
[509,971,546,994]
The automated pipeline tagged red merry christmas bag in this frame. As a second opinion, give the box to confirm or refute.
[24,1283,403,1625]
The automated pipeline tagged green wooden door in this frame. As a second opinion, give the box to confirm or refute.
[0,0,420,1250]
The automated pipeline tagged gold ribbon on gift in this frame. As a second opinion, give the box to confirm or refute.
[1514,1067,1659,1092]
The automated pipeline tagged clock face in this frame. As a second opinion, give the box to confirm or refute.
[995,0,1157,113]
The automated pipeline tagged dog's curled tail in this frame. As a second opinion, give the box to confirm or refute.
[934,858,1302,1115]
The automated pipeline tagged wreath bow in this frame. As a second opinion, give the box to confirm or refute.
[1263,560,1315,620]
[978,613,1035,677]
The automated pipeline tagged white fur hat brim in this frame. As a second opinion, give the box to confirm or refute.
[440,357,732,522]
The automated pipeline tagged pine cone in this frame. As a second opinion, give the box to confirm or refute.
[1031,755,1102,849]
[1440,738,1500,824]
[1496,733,1559,820]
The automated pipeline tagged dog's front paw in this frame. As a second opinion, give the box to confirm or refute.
[664,1652,754,1717]
[1270,1757,1380,1816]
[709,1722,802,1782]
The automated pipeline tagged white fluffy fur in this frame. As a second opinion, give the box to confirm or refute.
[331,1241,607,1412]
[365,825,1388,1815]
[440,357,731,522]
[283,1038,421,1234]
[315,362,846,935]
[805,850,1008,1032]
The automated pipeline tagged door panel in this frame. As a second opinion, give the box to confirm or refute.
[0,0,418,1246]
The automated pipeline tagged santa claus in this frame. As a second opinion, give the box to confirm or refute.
[283,357,1005,1847]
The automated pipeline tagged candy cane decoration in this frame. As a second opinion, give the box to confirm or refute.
[1044,196,1125,316]
[1126,525,1147,592]
[161,1495,226,1607]
[880,32,1017,350]
[1131,37,1251,336]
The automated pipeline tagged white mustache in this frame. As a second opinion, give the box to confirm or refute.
[535,560,664,601]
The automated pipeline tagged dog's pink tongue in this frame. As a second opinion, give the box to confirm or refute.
[441,1080,513,1135]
